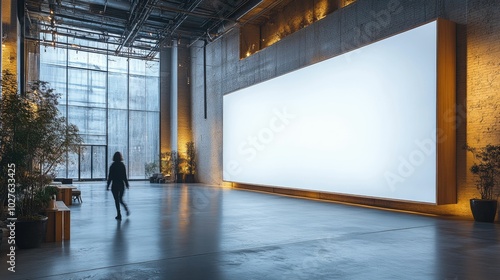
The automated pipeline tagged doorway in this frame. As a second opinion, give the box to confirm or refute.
[78,145,107,181]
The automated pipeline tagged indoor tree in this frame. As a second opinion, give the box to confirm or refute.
[0,70,82,220]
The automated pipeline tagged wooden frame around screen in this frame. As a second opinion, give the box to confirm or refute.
[436,18,456,204]
[230,19,457,206]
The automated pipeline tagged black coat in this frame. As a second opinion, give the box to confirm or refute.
[107,161,129,189]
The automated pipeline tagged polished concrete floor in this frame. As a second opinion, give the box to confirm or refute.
[1,182,500,279]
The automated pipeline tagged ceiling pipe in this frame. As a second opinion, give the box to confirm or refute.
[82,0,129,10]
[116,0,159,54]
[155,3,226,21]
[147,0,206,58]
[103,0,108,14]
[188,0,264,48]
[29,38,157,60]
[230,0,264,21]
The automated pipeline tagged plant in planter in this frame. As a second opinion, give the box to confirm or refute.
[176,152,185,183]
[466,144,500,222]
[162,151,181,182]
[185,141,196,183]
[15,180,59,248]
[145,161,159,181]
[160,151,176,182]
[0,70,82,248]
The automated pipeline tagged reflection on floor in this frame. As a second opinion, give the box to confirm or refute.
[1,182,500,279]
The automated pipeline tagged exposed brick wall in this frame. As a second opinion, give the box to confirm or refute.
[464,0,500,210]
[177,45,193,157]
[1,0,19,75]
[160,47,172,155]
[190,0,500,218]
[466,0,500,145]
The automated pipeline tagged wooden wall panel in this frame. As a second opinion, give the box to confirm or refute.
[436,18,457,204]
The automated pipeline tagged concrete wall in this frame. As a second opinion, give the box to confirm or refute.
[190,0,500,218]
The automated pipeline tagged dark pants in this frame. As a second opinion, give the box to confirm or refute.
[112,186,128,216]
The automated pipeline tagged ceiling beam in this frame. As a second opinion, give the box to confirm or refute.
[116,0,159,54]
[147,0,206,58]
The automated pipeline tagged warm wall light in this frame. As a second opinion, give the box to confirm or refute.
[315,0,328,20]
[241,0,357,58]
[341,0,357,8]
[265,34,281,46]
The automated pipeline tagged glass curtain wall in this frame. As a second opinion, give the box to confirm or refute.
[38,35,160,179]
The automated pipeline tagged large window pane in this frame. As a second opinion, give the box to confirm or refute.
[129,75,146,110]
[67,152,79,179]
[89,71,106,107]
[68,69,106,107]
[108,73,128,109]
[40,46,67,66]
[57,105,67,120]
[108,55,128,73]
[40,65,67,104]
[68,49,107,71]
[68,106,106,145]
[88,52,107,71]
[145,76,159,111]
[146,111,160,163]
[53,159,67,178]
[129,58,146,75]
[68,49,88,68]
[129,111,146,179]
[129,111,159,179]
[145,60,160,76]
[92,146,107,179]
[79,146,92,179]
[67,69,87,106]
[108,109,128,163]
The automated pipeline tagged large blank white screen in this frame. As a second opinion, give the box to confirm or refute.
[223,21,437,203]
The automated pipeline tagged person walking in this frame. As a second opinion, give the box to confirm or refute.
[107,151,130,220]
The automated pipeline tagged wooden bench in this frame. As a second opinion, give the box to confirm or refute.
[45,201,70,242]
[56,186,74,205]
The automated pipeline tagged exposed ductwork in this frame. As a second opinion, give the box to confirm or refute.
[24,0,272,58]
[115,0,160,54]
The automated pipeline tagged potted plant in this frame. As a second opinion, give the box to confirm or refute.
[184,141,196,183]
[160,151,175,182]
[15,180,58,248]
[0,70,82,248]
[145,161,159,182]
[176,152,185,183]
[162,151,181,182]
[466,144,500,223]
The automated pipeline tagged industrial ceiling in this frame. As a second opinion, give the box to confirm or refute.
[24,0,287,59]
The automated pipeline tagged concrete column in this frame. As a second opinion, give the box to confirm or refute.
[170,39,178,153]
[160,47,172,156]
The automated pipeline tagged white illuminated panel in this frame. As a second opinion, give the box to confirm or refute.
[223,21,438,203]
